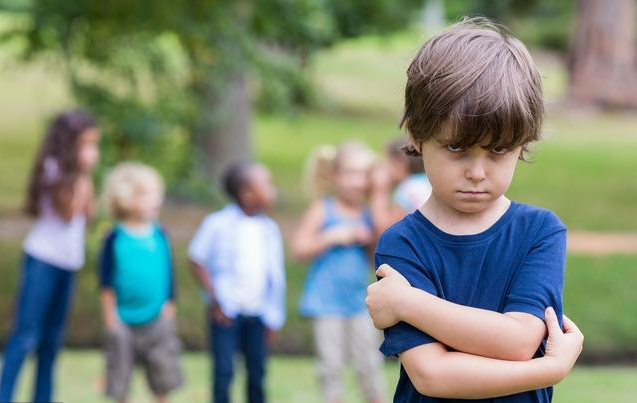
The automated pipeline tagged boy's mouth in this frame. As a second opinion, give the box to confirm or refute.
[458,190,489,197]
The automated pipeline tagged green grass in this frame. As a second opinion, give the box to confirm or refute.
[3,351,636,403]
[564,255,637,357]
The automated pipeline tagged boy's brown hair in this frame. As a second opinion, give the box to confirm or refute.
[401,17,543,158]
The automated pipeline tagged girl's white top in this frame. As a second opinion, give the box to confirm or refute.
[22,158,86,271]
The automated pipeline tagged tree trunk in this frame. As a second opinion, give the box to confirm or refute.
[568,0,637,109]
[195,73,252,185]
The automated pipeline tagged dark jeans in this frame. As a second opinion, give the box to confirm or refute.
[209,314,268,403]
[0,254,76,403]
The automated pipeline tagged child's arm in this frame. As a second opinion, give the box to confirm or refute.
[370,221,566,361]
[189,260,215,300]
[370,166,406,235]
[100,289,120,331]
[400,308,583,399]
[189,260,232,325]
[71,174,96,220]
[162,301,176,320]
[292,200,369,261]
[368,264,545,360]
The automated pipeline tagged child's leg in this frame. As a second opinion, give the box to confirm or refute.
[104,324,134,402]
[33,267,75,402]
[348,313,386,403]
[238,316,267,403]
[209,313,239,403]
[0,255,59,402]
[312,317,346,403]
[142,317,183,401]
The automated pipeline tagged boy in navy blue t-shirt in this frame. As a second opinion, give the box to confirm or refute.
[365,18,583,403]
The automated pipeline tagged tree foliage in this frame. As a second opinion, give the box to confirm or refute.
[0,0,422,196]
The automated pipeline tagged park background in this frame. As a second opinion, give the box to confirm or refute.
[1,0,636,402]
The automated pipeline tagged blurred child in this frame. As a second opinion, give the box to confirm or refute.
[371,138,432,235]
[365,18,583,402]
[99,162,183,403]
[188,161,286,403]
[0,109,100,403]
[293,142,386,403]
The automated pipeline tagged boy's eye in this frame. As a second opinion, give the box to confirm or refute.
[490,147,509,155]
[446,144,466,153]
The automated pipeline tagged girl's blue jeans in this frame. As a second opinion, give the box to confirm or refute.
[0,253,76,403]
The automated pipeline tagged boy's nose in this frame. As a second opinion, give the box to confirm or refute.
[465,160,487,182]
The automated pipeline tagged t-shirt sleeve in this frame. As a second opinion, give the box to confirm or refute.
[98,231,117,289]
[375,251,440,357]
[159,227,178,301]
[188,215,216,267]
[503,211,567,323]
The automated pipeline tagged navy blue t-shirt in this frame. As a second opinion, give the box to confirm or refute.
[375,201,566,403]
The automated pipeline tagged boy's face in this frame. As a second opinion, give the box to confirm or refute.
[420,138,521,215]
[243,165,277,211]
[130,183,163,222]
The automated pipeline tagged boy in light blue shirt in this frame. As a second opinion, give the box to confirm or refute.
[188,161,286,403]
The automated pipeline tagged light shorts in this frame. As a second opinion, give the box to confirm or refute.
[104,316,183,400]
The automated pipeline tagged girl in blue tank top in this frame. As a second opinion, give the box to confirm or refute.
[293,142,386,403]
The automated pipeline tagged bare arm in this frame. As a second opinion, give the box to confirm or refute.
[368,265,546,360]
[292,200,368,262]
[189,260,214,296]
[189,259,232,325]
[100,289,120,330]
[370,168,406,236]
[399,285,544,361]
[400,309,583,399]
[292,201,332,261]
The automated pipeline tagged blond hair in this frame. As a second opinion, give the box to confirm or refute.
[304,141,375,198]
[401,17,543,159]
[104,162,165,220]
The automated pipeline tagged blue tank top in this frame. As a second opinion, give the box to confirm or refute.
[299,198,373,317]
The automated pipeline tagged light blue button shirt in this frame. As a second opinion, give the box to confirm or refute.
[188,204,286,330]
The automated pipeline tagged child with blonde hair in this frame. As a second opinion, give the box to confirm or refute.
[293,141,386,403]
[99,162,183,403]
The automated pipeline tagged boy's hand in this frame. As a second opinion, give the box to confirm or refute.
[543,307,584,379]
[210,301,233,326]
[162,302,176,320]
[104,314,121,332]
[266,328,278,347]
[366,264,411,329]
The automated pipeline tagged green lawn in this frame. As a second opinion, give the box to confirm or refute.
[3,351,636,403]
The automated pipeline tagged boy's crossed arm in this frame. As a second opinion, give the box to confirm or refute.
[368,264,546,361]
[398,308,582,399]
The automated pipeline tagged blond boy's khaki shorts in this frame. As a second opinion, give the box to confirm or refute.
[104,316,183,400]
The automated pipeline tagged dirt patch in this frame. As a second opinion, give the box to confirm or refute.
[567,231,637,256]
